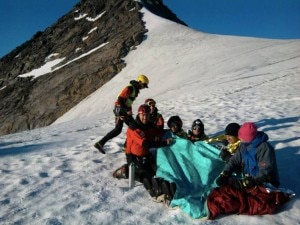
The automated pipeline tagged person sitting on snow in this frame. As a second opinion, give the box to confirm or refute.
[166,115,188,139]
[206,122,291,219]
[144,116,188,203]
[141,115,187,202]
[216,122,280,188]
[145,98,164,130]
[219,123,241,163]
[187,119,209,142]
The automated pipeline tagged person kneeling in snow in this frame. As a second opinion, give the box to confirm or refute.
[207,122,291,219]
[113,104,172,184]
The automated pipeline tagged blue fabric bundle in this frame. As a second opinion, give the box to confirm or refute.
[156,138,225,219]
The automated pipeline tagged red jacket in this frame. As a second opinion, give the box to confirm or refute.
[125,119,164,157]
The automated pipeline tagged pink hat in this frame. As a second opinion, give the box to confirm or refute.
[238,122,257,142]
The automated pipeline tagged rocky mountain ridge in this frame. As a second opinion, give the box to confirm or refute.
[0,0,186,136]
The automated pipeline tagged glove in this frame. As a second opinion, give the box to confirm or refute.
[241,176,256,188]
[221,139,229,146]
[230,178,243,189]
[219,149,231,162]
[114,106,127,117]
[216,172,229,186]
[230,177,256,189]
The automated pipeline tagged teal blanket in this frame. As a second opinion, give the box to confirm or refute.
[156,138,225,219]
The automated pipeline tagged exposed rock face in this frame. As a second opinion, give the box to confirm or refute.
[0,0,186,136]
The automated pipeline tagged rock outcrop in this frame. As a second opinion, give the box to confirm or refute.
[0,0,186,136]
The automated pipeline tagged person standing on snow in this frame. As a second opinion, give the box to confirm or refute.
[94,74,150,154]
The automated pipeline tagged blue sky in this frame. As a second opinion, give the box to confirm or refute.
[164,0,300,38]
[0,0,79,58]
[0,0,299,58]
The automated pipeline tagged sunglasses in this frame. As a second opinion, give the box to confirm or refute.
[192,125,202,130]
[147,101,156,106]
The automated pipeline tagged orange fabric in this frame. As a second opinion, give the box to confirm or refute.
[117,86,131,100]
[115,85,134,109]
[125,126,164,157]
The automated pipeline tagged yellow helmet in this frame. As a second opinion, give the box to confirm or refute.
[137,74,149,88]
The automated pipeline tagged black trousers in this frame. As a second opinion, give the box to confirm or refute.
[99,117,124,145]
[99,115,135,145]
[126,154,156,182]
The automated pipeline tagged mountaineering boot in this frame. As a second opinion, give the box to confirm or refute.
[170,182,176,198]
[151,177,163,197]
[143,177,155,197]
[113,164,128,179]
[94,142,105,154]
[161,180,176,201]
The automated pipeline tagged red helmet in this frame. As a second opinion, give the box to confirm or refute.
[138,104,151,114]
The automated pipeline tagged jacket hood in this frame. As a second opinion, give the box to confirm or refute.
[251,131,269,147]
[130,80,140,88]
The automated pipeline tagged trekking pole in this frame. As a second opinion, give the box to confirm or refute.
[128,162,135,188]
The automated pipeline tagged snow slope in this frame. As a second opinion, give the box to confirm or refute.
[0,8,300,225]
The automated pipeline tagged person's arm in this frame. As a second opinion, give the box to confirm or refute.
[255,142,277,185]
[142,139,172,148]
[218,143,277,189]
[216,147,243,186]
[222,147,242,174]
[142,127,173,148]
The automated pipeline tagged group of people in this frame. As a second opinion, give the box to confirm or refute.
[94,75,291,219]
